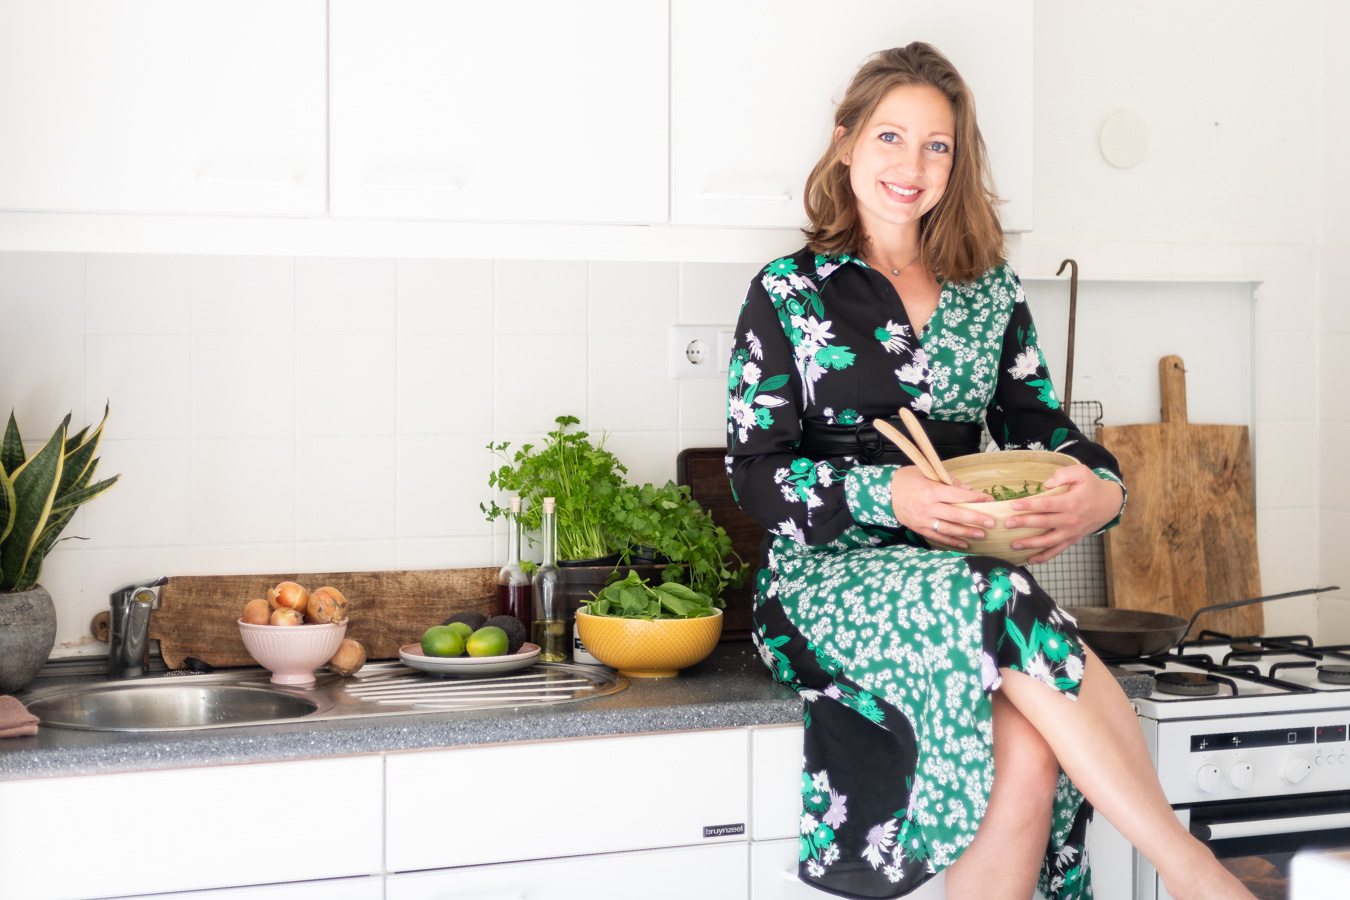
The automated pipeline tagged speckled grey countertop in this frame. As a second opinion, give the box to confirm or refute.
[0,644,1154,782]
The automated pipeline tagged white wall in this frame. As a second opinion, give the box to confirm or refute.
[1318,0,1350,641]
[1,0,1343,652]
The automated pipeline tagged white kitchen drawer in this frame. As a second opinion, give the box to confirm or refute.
[751,724,803,841]
[385,729,749,872]
[751,838,946,900]
[330,0,667,224]
[388,842,749,900]
[0,755,383,900]
[118,876,384,900]
[0,0,326,216]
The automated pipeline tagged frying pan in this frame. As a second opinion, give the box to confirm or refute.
[1071,586,1339,658]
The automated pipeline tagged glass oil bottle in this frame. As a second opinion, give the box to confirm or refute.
[531,497,568,662]
[496,496,532,636]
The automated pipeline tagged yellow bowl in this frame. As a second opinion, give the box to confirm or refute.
[575,609,722,678]
[945,450,1077,566]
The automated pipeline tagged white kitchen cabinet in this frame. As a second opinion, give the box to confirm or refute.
[0,755,384,900]
[0,0,326,216]
[671,0,1033,231]
[385,729,749,872]
[330,0,668,224]
[387,842,749,900]
[751,724,803,841]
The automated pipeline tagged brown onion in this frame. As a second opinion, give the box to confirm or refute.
[241,598,271,625]
[306,586,349,625]
[270,607,305,626]
[268,581,309,611]
[326,638,367,676]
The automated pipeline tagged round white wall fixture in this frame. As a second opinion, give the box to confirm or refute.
[1100,111,1148,169]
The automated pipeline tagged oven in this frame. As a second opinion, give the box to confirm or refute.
[1090,633,1350,900]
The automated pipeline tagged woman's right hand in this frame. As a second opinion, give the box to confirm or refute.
[889,465,994,550]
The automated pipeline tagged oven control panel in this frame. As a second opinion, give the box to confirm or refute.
[1148,713,1350,804]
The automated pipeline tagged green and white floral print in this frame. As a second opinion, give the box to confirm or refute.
[728,248,1124,900]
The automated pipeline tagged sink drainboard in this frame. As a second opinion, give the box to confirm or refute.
[341,663,625,711]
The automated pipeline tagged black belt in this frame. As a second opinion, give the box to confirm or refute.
[797,417,982,465]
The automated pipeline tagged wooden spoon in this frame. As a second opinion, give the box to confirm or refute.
[872,419,939,482]
[898,408,954,486]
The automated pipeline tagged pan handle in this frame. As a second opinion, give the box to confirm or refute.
[1179,585,1341,642]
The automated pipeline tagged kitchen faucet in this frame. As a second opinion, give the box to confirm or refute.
[108,576,167,678]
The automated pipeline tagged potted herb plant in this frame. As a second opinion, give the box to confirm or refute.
[1,406,119,693]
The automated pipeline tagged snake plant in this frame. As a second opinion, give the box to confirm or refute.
[0,405,119,593]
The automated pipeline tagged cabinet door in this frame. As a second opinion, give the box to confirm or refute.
[388,842,748,900]
[0,0,325,215]
[0,756,383,900]
[672,0,1032,231]
[751,724,803,841]
[331,0,668,224]
[117,877,384,900]
[385,729,749,872]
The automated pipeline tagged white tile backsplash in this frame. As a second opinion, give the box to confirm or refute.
[191,333,296,437]
[191,255,295,333]
[1319,332,1349,425]
[0,251,84,332]
[85,334,191,438]
[494,260,587,334]
[86,254,190,333]
[296,257,397,333]
[3,248,1340,650]
[296,333,397,436]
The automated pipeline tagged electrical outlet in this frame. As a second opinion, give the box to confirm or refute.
[670,326,729,379]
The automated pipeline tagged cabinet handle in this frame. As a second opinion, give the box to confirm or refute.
[194,167,301,186]
[697,190,792,202]
[780,867,801,881]
[362,169,462,191]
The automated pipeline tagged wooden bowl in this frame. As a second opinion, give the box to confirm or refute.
[945,450,1077,566]
[575,609,722,678]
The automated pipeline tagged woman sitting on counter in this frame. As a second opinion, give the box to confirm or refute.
[726,42,1255,900]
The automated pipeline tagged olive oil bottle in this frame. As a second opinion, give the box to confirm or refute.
[530,497,568,662]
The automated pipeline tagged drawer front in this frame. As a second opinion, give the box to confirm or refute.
[0,755,384,900]
[385,729,749,871]
[751,838,946,900]
[751,725,803,841]
[388,842,748,900]
[117,876,384,900]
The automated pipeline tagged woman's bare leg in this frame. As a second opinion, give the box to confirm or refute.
[998,650,1255,900]
[945,690,1058,900]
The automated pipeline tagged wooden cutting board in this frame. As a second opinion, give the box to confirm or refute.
[1097,356,1263,638]
[148,568,496,669]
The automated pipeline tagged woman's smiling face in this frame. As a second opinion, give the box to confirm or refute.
[837,83,956,240]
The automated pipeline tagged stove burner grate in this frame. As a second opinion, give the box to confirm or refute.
[1155,671,1222,696]
[1318,664,1350,685]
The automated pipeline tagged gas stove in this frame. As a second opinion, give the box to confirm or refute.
[1094,633,1350,900]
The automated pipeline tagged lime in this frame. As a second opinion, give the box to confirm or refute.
[465,626,509,657]
[421,625,465,657]
[445,621,474,641]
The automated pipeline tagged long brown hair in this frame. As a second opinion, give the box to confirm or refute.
[803,43,1005,283]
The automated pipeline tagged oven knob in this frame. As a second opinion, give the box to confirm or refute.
[1229,761,1254,790]
[1195,764,1221,793]
[1283,757,1312,785]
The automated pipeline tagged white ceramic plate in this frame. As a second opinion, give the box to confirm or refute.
[398,642,542,676]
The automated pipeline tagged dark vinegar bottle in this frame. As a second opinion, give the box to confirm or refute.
[496,496,532,635]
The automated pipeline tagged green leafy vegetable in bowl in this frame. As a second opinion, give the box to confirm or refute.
[584,570,721,620]
[984,481,1045,501]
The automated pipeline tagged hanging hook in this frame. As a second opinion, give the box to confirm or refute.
[1055,259,1079,409]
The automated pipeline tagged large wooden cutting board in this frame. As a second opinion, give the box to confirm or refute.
[1097,356,1263,638]
[148,568,496,669]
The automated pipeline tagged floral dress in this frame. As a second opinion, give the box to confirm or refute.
[726,248,1125,900]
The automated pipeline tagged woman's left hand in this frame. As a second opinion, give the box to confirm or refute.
[1002,465,1124,564]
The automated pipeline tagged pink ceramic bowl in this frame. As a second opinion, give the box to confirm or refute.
[237,619,347,685]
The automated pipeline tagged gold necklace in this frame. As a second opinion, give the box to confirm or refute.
[883,255,921,276]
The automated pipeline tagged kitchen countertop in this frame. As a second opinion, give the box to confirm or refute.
[0,644,1154,782]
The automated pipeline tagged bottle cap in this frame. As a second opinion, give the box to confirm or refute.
[543,497,556,513]
[509,496,521,514]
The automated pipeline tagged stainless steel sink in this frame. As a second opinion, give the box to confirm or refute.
[23,661,628,732]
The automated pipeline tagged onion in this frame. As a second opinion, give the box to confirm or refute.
[268,581,310,611]
[241,598,271,625]
[270,607,305,626]
[307,586,349,625]
[327,638,367,676]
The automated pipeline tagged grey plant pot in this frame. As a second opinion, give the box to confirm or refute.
[0,585,57,694]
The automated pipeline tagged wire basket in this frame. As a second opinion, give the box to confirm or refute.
[1027,400,1107,608]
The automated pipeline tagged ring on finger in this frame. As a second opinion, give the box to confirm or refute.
[933,518,942,534]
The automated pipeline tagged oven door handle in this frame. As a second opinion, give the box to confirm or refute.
[1200,811,1350,841]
